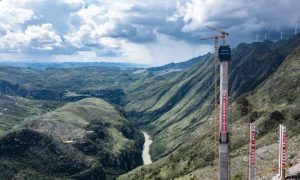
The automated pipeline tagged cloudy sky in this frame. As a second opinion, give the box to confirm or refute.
[0,0,299,65]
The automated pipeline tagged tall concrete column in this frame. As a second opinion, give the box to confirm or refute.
[249,124,256,180]
[279,125,287,180]
[219,60,229,180]
[218,44,231,180]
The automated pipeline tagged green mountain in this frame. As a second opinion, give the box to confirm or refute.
[0,66,149,105]
[118,35,300,179]
[0,62,145,70]
[124,34,300,161]
[0,34,299,179]
[0,98,144,179]
[0,94,63,137]
[146,54,211,75]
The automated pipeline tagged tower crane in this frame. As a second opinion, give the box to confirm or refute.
[201,35,220,180]
[205,25,229,45]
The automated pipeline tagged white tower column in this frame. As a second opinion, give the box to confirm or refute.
[218,45,231,180]
[279,125,287,180]
[249,123,256,180]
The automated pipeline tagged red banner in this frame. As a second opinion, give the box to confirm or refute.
[250,130,255,164]
[279,125,287,178]
[282,129,287,168]
[221,90,227,134]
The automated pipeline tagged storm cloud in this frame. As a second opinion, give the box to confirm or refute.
[0,0,299,65]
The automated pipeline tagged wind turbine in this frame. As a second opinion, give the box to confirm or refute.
[264,32,268,40]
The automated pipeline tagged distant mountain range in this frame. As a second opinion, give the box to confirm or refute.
[0,61,146,70]
[146,54,212,75]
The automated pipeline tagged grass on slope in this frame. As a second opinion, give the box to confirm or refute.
[0,66,146,92]
[119,46,300,179]
[0,98,144,179]
[125,55,215,160]
[124,36,298,162]
[0,94,62,137]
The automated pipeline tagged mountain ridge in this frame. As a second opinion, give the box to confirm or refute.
[122,34,300,161]
[118,37,300,180]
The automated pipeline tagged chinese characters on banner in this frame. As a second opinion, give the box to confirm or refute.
[250,126,256,164]
[248,124,256,180]
[279,125,287,179]
[282,127,287,169]
[221,90,227,134]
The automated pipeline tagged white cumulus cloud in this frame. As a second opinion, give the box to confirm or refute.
[0,0,299,64]
[170,0,300,38]
[0,23,62,51]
